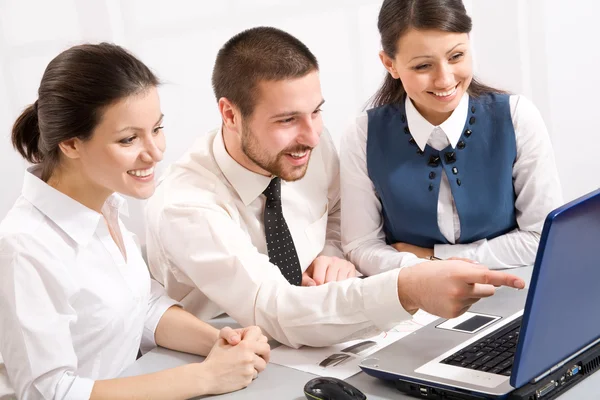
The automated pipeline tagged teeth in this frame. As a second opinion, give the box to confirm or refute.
[432,86,457,97]
[290,151,307,158]
[127,167,154,177]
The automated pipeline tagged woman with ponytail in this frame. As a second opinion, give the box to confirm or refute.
[0,43,269,400]
[340,0,563,277]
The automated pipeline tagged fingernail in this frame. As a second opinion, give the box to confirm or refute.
[308,281,316,287]
[514,280,525,289]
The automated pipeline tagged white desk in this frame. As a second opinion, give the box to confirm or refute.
[121,345,600,399]
[121,267,600,399]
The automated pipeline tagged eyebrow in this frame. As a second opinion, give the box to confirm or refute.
[408,43,465,63]
[269,99,326,119]
[116,113,164,134]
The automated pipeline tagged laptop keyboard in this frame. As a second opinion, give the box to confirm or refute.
[441,316,523,376]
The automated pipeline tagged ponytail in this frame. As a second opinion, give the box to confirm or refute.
[370,74,406,108]
[11,101,42,163]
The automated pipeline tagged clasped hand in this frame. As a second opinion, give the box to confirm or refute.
[201,326,270,394]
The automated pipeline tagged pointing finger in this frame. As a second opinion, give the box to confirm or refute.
[461,269,525,289]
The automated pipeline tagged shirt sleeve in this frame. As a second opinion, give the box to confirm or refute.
[140,280,180,354]
[317,129,344,259]
[0,235,95,400]
[340,113,427,275]
[155,202,412,348]
[434,95,564,268]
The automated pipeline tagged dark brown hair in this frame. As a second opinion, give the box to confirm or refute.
[11,43,159,181]
[211,26,319,117]
[372,0,506,107]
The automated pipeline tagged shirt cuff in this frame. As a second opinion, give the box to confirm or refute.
[56,373,95,400]
[319,243,345,259]
[141,296,181,354]
[434,241,481,261]
[361,269,412,331]
[401,256,430,268]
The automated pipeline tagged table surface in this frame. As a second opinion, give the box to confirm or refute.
[121,267,600,399]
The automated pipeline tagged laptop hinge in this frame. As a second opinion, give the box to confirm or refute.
[531,336,600,383]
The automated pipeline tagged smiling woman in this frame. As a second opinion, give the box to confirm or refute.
[340,0,563,278]
[371,0,505,112]
[69,87,166,206]
[11,49,165,210]
[0,43,270,400]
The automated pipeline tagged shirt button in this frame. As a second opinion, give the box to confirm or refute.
[444,152,457,164]
[428,155,441,167]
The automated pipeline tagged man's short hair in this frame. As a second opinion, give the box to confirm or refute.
[212,26,319,117]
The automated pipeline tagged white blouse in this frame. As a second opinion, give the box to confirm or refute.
[0,167,177,400]
[340,94,564,275]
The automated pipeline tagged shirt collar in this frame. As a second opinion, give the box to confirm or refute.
[212,126,272,206]
[405,93,469,151]
[21,166,128,245]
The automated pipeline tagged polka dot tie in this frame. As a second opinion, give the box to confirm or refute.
[263,177,302,286]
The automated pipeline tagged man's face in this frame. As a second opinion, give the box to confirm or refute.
[239,70,324,182]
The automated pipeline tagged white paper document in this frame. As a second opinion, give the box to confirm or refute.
[269,310,440,379]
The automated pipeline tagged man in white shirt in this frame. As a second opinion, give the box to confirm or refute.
[145,26,525,348]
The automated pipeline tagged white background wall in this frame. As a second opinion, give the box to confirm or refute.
[1,0,598,240]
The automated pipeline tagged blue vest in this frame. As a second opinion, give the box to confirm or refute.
[366,93,517,248]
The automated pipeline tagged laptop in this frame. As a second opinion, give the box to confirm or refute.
[360,188,600,399]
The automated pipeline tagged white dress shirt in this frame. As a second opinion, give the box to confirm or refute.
[341,94,564,275]
[0,167,177,400]
[145,127,411,348]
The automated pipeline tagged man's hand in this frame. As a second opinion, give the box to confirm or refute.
[397,260,525,318]
[301,255,358,286]
[391,242,434,259]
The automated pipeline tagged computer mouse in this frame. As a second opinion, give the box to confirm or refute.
[304,377,367,400]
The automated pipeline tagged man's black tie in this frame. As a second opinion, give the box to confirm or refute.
[263,177,302,285]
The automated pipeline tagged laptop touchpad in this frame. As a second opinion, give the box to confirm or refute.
[436,312,501,334]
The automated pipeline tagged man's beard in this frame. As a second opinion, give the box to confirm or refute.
[241,124,312,182]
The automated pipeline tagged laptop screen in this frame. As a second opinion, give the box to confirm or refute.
[511,188,600,388]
